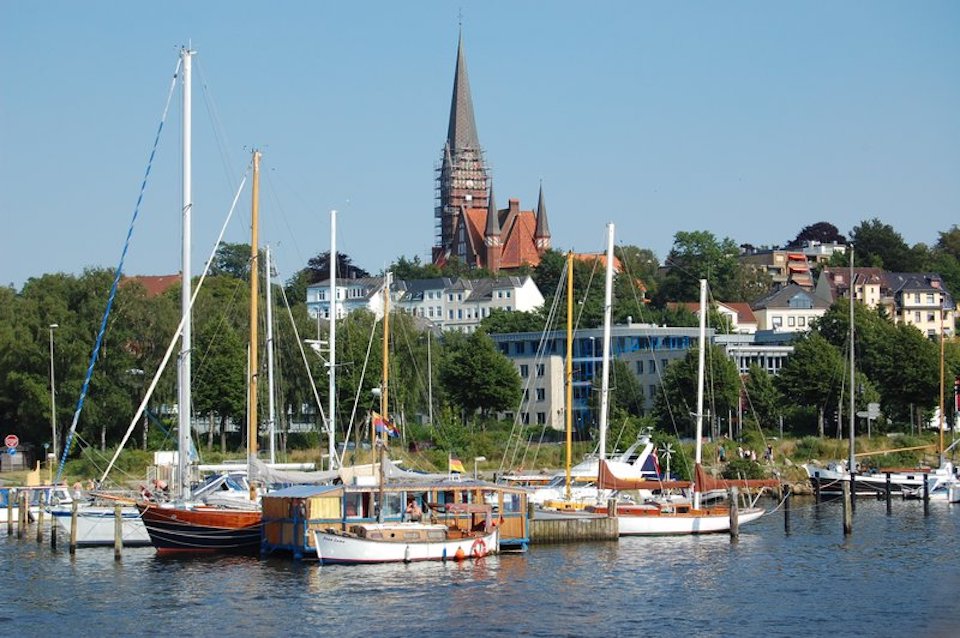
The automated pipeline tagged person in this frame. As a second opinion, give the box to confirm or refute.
[72,481,83,500]
[736,446,744,459]
[405,498,422,522]
[749,449,757,462]
[717,446,726,463]
[764,445,773,463]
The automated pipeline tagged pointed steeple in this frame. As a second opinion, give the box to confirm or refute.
[447,32,481,151]
[485,185,500,236]
[535,182,551,251]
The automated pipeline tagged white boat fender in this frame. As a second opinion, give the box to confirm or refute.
[404,545,411,563]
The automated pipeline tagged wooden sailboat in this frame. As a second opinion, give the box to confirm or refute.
[311,276,500,564]
[137,79,263,554]
[590,279,778,535]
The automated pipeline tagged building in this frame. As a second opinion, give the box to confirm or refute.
[739,247,815,289]
[750,284,830,332]
[433,33,550,272]
[815,268,956,339]
[668,301,758,334]
[717,332,796,376]
[305,275,544,334]
[490,324,708,433]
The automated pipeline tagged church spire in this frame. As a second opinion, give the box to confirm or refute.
[535,181,551,251]
[485,185,500,236]
[446,32,480,151]
[484,185,501,273]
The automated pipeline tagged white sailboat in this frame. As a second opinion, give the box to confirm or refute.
[591,279,776,535]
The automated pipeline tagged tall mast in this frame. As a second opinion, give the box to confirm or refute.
[265,244,276,465]
[564,251,573,502]
[328,210,338,469]
[248,150,261,498]
[940,294,945,465]
[693,279,707,510]
[177,46,194,501]
[377,272,392,449]
[848,247,855,477]
[598,224,615,460]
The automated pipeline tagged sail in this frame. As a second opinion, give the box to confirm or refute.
[597,458,692,491]
[694,463,780,491]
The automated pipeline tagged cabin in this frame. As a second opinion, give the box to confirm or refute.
[261,477,529,559]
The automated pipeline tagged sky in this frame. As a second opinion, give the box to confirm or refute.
[2,1,959,290]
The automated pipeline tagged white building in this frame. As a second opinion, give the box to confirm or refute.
[305,275,544,333]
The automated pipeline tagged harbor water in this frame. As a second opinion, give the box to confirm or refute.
[2,497,958,637]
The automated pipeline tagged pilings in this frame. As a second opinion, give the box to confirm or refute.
[783,490,791,535]
[842,482,853,536]
[69,500,78,555]
[885,474,892,515]
[114,503,123,560]
[36,493,45,543]
[728,487,739,542]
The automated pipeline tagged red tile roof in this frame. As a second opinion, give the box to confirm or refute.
[123,274,180,297]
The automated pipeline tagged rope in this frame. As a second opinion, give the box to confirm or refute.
[56,57,182,484]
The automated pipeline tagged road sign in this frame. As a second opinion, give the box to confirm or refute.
[4,434,18,448]
[6,448,14,456]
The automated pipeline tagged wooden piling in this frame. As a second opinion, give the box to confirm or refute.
[114,503,123,560]
[36,493,45,543]
[729,487,739,542]
[783,490,791,535]
[69,500,78,555]
[50,504,58,550]
[606,498,618,518]
[923,477,930,516]
[842,481,852,536]
[814,479,821,504]
[885,473,892,515]
[18,493,27,539]
[6,492,13,535]
[849,474,856,512]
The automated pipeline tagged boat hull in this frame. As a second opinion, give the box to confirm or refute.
[50,505,152,546]
[616,507,766,536]
[313,526,499,565]
[137,503,262,555]
[804,464,947,496]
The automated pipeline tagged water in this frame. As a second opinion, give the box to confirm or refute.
[2,498,958,637]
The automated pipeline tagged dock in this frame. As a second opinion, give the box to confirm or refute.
[528,508,618,544]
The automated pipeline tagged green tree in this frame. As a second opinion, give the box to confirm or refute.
[850,218,918,272]
[742,364,782,434]
[776,332,844,436]
[652,343,740,437]
[657,231,761,303]
[787,221,846,247]
[439,331,521,421]
[210,242,253,279]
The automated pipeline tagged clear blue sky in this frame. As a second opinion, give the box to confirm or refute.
[3,1,958,289]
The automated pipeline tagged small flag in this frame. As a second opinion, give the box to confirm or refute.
[372,412,399,437]
[449,455,466,474]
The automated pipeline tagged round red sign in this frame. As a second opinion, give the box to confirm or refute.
[4,434,19,448]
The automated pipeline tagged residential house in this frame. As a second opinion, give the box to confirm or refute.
[750,284,830,332]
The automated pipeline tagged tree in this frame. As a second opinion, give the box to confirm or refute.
[210,242,253,279]
[389,255,443,281]
[480,308,545,334]
[742,364,782,434]
[656,231,758,303]
[850,218,917,272]
[787,222,846,247]
[936,225,960,261]
[776,332,844,436]
[303,251,371,284]
[652,343,740,437]
[439,331,521,420]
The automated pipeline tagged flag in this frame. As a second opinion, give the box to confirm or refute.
[449,454,466,474]
[372,412,399,437]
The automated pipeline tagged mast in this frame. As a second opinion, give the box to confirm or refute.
[328,210,337,469]
[265,244,276,465]
[564,251,573,502]
[848,247,855,477]
[248,149,261,500]
[598,223,615,460]
[940,293,945,465]
[177,46,194,501]
[693,279,707,510]
[377,272,392,449]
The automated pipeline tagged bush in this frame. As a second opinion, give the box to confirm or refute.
[721,457,767,480]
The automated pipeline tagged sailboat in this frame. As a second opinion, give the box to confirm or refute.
[137,53,262,554]
[589,278,777,535]
[311,275,500,564]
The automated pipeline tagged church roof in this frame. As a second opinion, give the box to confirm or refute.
[535,183,550,238]
[446,33,480,152]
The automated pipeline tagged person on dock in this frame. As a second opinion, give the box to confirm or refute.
[405,498,422,522]
[717,445,726,463]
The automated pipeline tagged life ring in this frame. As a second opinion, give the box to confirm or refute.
[470,537,487,558]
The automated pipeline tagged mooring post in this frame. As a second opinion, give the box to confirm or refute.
[842,481,853,536]
[50,504,58,550]
[7,492,14,535]
[36,492,45,543]
[885,473,892,515]
[849,474,856,512]
[606,497,618,518]
[69,500,78,555]
[923,477,930,516]
[728,487,739,542]
[114,503,123,560]
[814,479,821,504]
[18,493,28,539]
[783,490,791,535]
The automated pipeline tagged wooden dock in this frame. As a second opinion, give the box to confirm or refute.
[528,509,618,544]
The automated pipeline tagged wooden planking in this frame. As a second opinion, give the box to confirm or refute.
[529,516,618,544]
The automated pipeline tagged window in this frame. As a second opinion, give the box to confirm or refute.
[649,359,656,372]
[515,342,526,355]
[457,309,463,319]
[506,291,511,298]
[536,364,545,377]
[928,313,936,322]
[522,389,529,401]
[536,388,545,401]
[649,385,657,398]
[448,310,454,319]
[927,293,935,304]
[636,360,644,374]
[914,311,921,322]
[448,294,454,302]
[788,316,796,327]
[661,359,668,370]
[537,412,546,425]
[522,413,530,425]
[915,293,921,303]
[519,364,529,377]
[798,317,806,327]
[772,316,783,328]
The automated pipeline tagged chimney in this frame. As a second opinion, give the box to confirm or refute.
[508,198,519,215]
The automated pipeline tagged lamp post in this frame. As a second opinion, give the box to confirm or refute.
[473,456,486,480]
[48,323,59,467]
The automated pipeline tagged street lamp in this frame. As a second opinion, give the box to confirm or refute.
[48,323,58,466]
[473,456,486,480]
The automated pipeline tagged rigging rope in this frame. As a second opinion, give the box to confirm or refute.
[56,57,182,484]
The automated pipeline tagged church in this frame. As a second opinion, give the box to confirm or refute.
[432,33,551,273]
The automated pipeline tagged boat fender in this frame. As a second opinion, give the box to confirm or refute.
[454,546,466,561]
[470,538,487,559]
[404,545,411,563]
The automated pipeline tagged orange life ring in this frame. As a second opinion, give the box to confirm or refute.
[470,537,487,558]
